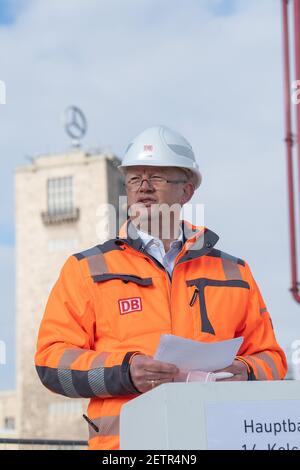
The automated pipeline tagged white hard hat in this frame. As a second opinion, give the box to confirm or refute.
[119,125,202,188]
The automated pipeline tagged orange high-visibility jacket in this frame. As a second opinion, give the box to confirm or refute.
[35,221,287,450]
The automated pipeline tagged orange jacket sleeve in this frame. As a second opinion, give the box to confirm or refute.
[236,262,287,380]
[35,255,140,398]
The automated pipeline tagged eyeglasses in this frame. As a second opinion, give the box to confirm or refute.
[124,176,188,191]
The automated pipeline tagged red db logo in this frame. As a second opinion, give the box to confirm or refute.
[119,297,142,315]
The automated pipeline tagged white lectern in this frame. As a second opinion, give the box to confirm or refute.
[120,381,300,450]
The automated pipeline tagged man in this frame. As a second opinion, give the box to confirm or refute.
[35,125,287,450]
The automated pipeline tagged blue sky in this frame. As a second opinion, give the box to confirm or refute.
[0,0,15,25]
[0,0,236,27]
[1,0,300,390]
[213,0,236,16]
[0,0,27,25]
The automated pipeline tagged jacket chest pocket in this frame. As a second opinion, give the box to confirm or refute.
[93,273,153,287]
[93,274,154,341]
[186,278,250,336]
[94,273,153,305]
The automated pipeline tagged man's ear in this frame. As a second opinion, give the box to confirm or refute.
[181,183,195,205]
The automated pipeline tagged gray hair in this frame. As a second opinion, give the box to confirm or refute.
[176,168,195,188]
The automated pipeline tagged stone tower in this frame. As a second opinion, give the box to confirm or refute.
[15,149,125,440]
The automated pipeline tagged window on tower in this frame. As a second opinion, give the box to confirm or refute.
[47,176,73,215]
[4,417,15,430]
[41,176,80,225]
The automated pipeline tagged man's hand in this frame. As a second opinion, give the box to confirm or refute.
[130,354,179,393]
[214,359,248,381]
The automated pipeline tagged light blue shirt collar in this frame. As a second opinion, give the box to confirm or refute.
[136,225,183,250]
[136,225,183,276]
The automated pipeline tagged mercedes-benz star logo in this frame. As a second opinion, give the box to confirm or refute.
[64,106,87,143]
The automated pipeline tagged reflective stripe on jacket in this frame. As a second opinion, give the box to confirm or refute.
[35,220,287,450]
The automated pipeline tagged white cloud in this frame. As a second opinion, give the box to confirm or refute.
[0,0,299,385]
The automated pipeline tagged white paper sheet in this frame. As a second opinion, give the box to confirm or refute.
[154,335,244,372]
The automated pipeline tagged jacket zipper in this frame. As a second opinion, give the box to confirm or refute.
[189,287,199,306]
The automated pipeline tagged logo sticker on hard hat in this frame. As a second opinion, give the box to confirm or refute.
[143,145,153,152]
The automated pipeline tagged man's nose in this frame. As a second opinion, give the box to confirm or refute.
[139,179,155,191]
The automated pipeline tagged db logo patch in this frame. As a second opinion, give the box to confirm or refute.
[119,297,142,315]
